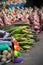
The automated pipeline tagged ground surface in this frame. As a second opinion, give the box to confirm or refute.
[7,32,43,65]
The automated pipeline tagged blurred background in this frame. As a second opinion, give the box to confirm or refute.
[26,0,43,7]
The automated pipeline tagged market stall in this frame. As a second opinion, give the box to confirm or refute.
[0,0,43,64]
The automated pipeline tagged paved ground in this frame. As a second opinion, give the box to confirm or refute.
[7,32,43,65]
